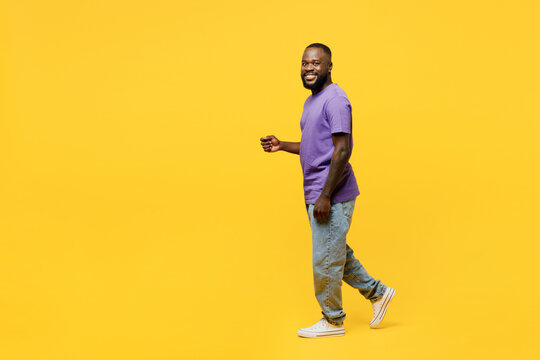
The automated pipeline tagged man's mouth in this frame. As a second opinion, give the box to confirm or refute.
[304,73,317,81]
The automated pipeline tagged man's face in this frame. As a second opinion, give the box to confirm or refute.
[301,47,332,90]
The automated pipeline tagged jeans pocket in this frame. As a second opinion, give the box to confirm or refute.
[342,199,355,219]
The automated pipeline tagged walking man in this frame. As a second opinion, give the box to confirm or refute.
[260,43,395,338]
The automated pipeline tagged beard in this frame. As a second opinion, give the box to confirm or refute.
[301,71,328,91]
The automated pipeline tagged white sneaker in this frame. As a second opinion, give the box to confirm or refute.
[370,287,396,328]
[297,318,345,338]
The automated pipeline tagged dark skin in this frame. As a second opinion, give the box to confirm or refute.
[260,47,351,220]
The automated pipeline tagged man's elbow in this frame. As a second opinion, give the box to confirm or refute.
[334,147,351,160]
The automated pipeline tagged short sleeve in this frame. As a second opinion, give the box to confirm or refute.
[325,96,352,134]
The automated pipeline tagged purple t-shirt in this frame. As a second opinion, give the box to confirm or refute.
[299,83,360,204]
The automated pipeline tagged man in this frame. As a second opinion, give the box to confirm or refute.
[260,43,395,338]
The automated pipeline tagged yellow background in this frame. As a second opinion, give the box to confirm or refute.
[1,1,539,359]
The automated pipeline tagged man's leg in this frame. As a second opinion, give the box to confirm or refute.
[343,244,387,302]
[339,198,388,302]
[306,200,351,326]
[338,199,396,329]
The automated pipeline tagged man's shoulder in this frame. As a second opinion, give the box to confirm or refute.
[325,84,350,104]
[324,92,351,111]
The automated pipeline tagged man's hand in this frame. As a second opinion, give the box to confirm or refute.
[260,135,281,152]
[313,194,331,219]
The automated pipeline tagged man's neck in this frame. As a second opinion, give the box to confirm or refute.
[312,80,333,95]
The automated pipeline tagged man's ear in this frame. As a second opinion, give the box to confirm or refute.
[329,62,333,72]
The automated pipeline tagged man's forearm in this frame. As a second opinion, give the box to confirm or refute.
[320,148,349,198]
[280,141,300,154]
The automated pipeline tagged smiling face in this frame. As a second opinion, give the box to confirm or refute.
[301,47,333,91]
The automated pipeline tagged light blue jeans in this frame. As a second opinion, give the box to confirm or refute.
[306,198,387,326]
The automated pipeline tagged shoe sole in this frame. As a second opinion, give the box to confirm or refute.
[370,287,396,328]
[297,330,345,338]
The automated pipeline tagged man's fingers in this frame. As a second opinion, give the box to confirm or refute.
[262,142,276,152]
[313,205,330,219]
[261,136,278,153]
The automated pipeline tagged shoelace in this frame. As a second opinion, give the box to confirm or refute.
[315,319,328,329]
[311,319,326,330]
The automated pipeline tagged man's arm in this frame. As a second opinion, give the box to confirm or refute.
[313,133,351,219]
[260,135,300,155]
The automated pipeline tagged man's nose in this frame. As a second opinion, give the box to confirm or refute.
[305,64,314,71]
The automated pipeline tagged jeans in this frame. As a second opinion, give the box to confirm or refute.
[306,198,387,326]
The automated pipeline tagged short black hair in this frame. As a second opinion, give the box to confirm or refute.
[305,43,332,60]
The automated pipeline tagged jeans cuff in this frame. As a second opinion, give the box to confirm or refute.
[370,284,388,303]
[323,312,345,326]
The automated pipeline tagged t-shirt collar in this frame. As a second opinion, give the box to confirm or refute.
[312,82,336,97]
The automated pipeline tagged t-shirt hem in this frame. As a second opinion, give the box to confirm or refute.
[330,127,352,134]
[304,190,360,205]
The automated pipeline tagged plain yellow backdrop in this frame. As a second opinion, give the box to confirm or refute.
[1,0,539,359]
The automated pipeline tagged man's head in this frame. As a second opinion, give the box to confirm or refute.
[301,43,333,92]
